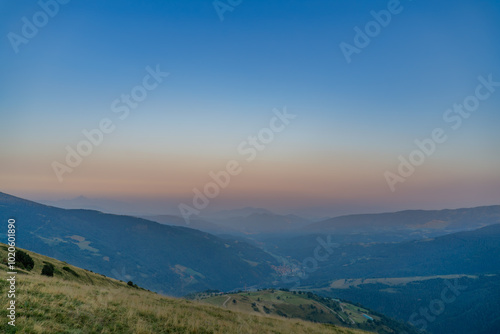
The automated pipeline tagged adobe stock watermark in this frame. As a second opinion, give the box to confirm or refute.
[403,278,467,333]
[52,65,169,182]
[213,0,242,21]
[339,0,411,64]
[6,218,17,327]
[277,235,339,289]
[7,0,70,54]
[178,107,296,224]
[385,74,499,192]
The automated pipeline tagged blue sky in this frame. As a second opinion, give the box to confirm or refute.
[1,0,499,216]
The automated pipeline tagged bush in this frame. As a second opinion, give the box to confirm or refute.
[41,263,54,277]
[16,250,34,271]
[127,281,138,288]
[251,303,259,312]
[276,309,287,317]
[62,266,79,277]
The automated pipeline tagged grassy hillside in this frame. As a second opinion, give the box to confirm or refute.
[0,244,370,334]
[194,290,417,334]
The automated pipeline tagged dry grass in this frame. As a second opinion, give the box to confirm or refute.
[0,244,369,334]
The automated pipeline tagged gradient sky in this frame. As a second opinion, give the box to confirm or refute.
[1,0,499,217]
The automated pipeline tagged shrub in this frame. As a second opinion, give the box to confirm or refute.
[276,309,287,317]
[127,281,139,288]
[62,266,79,277]
[16,250,34,271]
[41,263,54,277]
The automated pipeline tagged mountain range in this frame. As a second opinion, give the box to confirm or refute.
[306,206,500,233]
[2,191,500,333]
[0,192,278,295]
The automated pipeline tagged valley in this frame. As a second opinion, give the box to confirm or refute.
[2,192,500,333]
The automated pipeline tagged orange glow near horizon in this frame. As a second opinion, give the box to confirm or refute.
[2,145,499,215]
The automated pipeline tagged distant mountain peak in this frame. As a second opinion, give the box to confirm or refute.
[73,195,90,201]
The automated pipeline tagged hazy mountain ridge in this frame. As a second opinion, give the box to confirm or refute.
[144,211,312,235]
[139,214,229,234]
[214,212,312,234]
[204,207,275,220]
[306,206,500,233]
[3,192,500,333]
[38,195,137,215]
[0,192,279,296]
[143,205,500,239]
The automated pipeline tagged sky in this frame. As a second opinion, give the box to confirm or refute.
[1,0,499,218]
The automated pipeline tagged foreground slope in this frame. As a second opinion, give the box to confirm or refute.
[0,244,370,334]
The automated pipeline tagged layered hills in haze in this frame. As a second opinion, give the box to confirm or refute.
[2,192,500,333]
[0,192,278,295]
